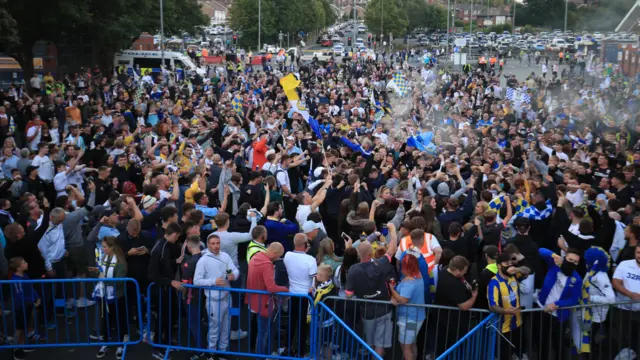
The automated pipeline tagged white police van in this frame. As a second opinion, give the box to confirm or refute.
[113,50,206,80]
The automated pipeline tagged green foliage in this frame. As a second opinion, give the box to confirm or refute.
[364,0,408,36]
[518,0,633,31]
[482,24,513,34]
[0,0,207,76]
[230,0,336,47]
[404,0,447,31]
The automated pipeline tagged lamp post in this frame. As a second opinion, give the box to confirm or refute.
[258,0,262,51]
[160,0,164,65]
[564,0,568,33]
[446,0,450,54]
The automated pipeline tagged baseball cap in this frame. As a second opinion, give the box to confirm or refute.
[141,195,157,210]
[301,220,321,233]
[484,245,499,260]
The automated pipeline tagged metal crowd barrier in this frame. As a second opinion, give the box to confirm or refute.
[146,282,319,359]
[491,300,640,360]
[315,302,382,360]
[436,314,498,360]
[322,296,491,360]
[0,278,143,359]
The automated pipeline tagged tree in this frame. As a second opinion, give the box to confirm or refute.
[364,0,408,36]
[320,0,337,28]
[229,0,278,47]
[0,0,207,80]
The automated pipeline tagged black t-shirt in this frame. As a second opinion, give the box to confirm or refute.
[346,255,395,319]
[612,185,633,207]
[440,238,468,259]
[593,167,611,184]
[435,267,472,308]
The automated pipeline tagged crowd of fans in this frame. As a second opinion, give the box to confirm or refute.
[0,47,639,360]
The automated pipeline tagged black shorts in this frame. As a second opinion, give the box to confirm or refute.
[14,305,34,331]
[66,245,89,276]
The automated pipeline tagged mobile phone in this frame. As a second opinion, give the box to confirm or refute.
[341,232,349,240]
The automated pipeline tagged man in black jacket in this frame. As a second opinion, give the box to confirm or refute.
[148,222,184,360]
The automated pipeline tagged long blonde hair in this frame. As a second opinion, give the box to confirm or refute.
[317,238,340,265]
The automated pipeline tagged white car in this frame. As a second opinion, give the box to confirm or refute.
[333,45,344,54]
[331,35,341,42]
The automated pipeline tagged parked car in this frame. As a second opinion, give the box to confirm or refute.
[321,39,333,47]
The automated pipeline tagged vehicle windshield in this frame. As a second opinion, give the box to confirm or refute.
[178,55,196,69]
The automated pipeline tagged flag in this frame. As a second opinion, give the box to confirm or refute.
[387,72,408,97]
[290,101,322,139]
[506,87,515,101]
[513,197,528,214]
[406,136,426,151]
[133,83,144,106]
[280,74,300,102]
[522,92,531,104]
[231,94,244,115]
[489,195,505,210]
[512,199,553,221]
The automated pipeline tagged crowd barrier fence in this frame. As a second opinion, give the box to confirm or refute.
[146,282,323,359]
[321,296,491,360]
[491,300,640,360]
[435,314,498,360]
[0,278,143,359]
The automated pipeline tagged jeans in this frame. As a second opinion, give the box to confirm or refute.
[255,314,271,355]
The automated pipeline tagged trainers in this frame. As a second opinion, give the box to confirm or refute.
[46,323,57,331]
[189,353,205,360]
[90,331,105,341]
[152,350,169,360]
[97,346,108,358]
[229,329,247,340]
[76,298,96,308]
[115,347,123,360]
[13,349,26,360]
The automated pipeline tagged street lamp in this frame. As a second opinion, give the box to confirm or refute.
[160,0,164,65]
[258,0,262,51]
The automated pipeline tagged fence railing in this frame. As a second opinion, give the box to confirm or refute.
[0,278,143,359]
[322,296,491,360]
[435,314,498,360]
[146,282,318,359]
[315,302,383,360]
[491,301,640,360]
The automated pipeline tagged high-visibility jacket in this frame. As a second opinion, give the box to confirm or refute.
[479,56,486,64]
[559,52,564,58]
[246,240,267,263]
[489,57,497,65]
[399,233,437,271]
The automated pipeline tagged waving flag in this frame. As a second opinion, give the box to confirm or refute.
[231,94,244,115]
[387,72,408,97]
[280,74,300,102]
[506,87,515,101]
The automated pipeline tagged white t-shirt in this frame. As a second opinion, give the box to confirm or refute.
[613,260,640,311]
[275,166,290,192]
[30,77,42,90]
[283,251,317,294]
[31,155,54,182]
[536,272,568,317]
[54,171,70,196]
[262,162,277,175]
[26,126,41,151]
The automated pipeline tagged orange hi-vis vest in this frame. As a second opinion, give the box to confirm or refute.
[489,57,496,64]
[399,233,437,271]
[479,56,486,64]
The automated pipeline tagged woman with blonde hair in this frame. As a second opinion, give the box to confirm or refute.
[317,238,342,272]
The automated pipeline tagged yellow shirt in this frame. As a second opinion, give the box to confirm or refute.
[184,180,200,204]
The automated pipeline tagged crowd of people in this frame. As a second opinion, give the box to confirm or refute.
[0,42,639,360]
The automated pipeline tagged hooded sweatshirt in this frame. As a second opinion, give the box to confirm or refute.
[193,249,239,301]
[245,252,288,317]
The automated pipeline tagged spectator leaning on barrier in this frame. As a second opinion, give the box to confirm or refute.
[246,242,287,355]
[536,247,582,359]
[611,244,640,354]
[345,222,398,357]
[488,251,531,360]
[193,233,239,358]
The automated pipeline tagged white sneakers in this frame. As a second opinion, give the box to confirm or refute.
[229,330,247,341]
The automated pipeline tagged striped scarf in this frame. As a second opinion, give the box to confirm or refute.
[574,246,611,353]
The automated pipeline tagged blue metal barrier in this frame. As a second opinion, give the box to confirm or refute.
[435,313,498,360]
[0,278,143,359]
[146,282,318,359]
[322,296,491,359]
[315,302,383,360]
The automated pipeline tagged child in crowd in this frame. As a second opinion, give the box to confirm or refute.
[9,256,41,360]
